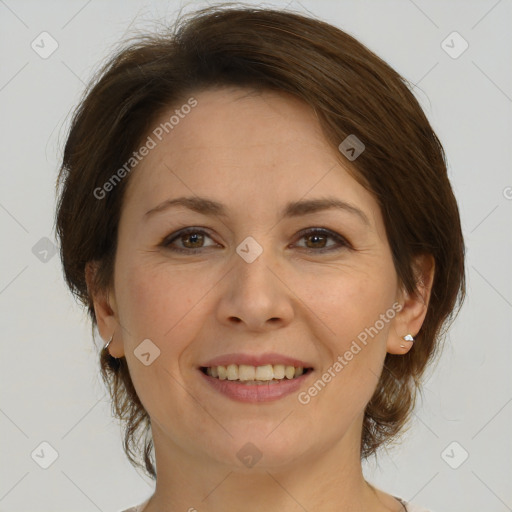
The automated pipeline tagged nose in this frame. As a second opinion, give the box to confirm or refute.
[215,244,295,332]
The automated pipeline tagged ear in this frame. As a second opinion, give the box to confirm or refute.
[387,253,435,355]
[85,261,125,358]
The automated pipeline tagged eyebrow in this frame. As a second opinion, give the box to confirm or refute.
[144,195,370,226]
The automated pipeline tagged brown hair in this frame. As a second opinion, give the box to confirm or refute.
[55,4,465,479]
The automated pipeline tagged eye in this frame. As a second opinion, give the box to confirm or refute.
[162,227,218,253]
[293,228,350,253]
[161,227,351,254]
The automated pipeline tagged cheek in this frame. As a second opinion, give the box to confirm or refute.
[302,260,397,413]
[298,273,395,429]
[116,259,202,338]
[322,269,396,401]
[304,263,397,343]
[114,263,203,414]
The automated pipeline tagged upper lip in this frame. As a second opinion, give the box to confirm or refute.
[200,352,313,368]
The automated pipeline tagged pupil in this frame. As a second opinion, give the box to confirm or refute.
[308,234,325,248]
[187,233,202,247]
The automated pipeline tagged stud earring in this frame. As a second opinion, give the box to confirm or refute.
[400,333,414,349]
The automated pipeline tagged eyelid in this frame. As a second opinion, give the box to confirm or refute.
[293,227,352,251]
[161,227,219,250]
[161,226,352,253]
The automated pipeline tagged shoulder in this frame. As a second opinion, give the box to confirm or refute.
[391,492,436,512]
[394,495,434,512]
[119,496,151,512]
[402,500,435,512]
[119,506,143,512]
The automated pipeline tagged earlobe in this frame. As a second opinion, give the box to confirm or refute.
[386,333,416,355]
[85,261,124,357]
[387,331,416,355]
[387,253,435,355]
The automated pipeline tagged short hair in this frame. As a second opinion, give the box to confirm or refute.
[55,4,466,479]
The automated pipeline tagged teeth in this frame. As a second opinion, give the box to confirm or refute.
[205,364,306,381]
[226,364,238,380]
[273,364,285,379]
[255,364,273,380]
[217,365,227,380]
[238,364,255,380]
[285,365,295,379]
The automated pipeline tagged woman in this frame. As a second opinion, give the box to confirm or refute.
[55,5,465,512]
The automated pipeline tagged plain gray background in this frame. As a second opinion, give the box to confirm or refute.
[1,0,511,511]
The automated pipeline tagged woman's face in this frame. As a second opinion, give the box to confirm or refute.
[106,87,406,470]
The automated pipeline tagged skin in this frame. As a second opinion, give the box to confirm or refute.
[87,87,434,512]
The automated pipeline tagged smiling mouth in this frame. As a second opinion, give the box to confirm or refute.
[200,364,313,384]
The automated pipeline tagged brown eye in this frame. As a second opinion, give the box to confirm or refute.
[162,227,350,254]
[295,228,350,253]
[162,228,217,253]
[304,232,328,249]
[180,232,205,249]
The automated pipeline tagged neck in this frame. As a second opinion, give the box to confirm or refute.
[143,416,402,512]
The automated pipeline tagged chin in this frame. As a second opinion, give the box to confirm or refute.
[204,430,307,472]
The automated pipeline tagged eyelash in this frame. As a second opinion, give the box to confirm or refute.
[161,227,351,254]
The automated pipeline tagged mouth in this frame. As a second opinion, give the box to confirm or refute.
[197,353,315,402]
[199,364,314,385]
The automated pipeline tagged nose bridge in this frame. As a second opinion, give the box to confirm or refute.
[218,233,293,329]
[234,234,279,299]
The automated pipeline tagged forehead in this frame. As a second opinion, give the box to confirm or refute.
[133,86,331,173]
[122,87,379,227]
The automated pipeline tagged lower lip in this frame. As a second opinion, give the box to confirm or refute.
[198,369,312,402]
